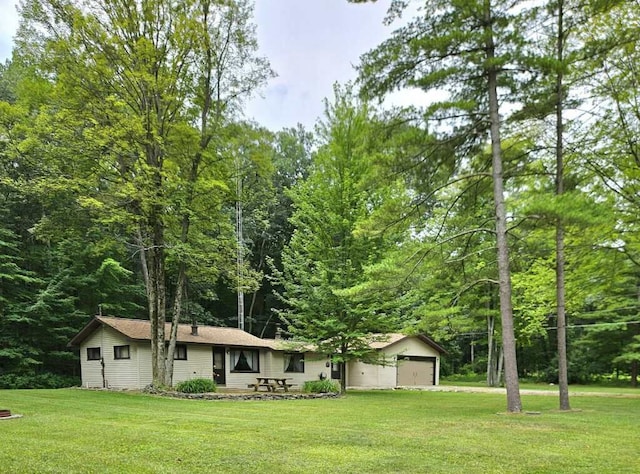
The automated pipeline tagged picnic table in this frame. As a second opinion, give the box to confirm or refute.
[251,377,293,392]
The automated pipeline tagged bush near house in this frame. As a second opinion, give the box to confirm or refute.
[174,378,217,393]
[303,379,340,393]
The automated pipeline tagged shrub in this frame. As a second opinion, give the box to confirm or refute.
[303,379,340,393]
[175,378,217,393]
[0,373,80,389]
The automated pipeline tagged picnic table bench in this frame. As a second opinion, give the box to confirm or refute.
[249,377,294,392]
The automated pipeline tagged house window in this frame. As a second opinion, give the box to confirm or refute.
[230,349,259,372]
[165,342,187,360]
[114,345,130,360]
[87,347,101,360]
[284,353,304,373]
[175,344,187,360]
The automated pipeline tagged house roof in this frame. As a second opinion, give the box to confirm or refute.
[69,316,273,349]
[369,333,447,354]
[69,316,446,355]
[262,338,315,352]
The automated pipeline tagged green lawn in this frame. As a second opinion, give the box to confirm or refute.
[1,388,638,473]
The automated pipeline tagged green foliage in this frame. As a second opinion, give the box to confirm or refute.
[1,389,639,472]
[276,85,404,391]
[0,372,80,389]
[302,379,340,394]
[174,378,217,393]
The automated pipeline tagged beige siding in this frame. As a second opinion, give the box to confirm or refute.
[136,344,153,387]
[223,349,270,389]
[347,361,397,389]
[223,351,330,389]
[383,337,441,385]
[347,336,441,389]
[79,326,440,390]
[383,337,441,358]
[171,345,214,385]
[269,352,328,388]
[79,327,108,388]
[81,331,215,389]
[80,326,141,389]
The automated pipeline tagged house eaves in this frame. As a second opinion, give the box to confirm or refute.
[69,315,273,349]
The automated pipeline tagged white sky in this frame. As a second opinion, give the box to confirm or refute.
[0,0,427,131]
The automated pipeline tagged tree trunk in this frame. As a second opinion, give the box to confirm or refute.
[497,345,504,387]
[487,315,496,387]
[165,263,187,387]
[236,156,245,331]
[248,238,268,334]
[148,241,167,386]
[555,0,571,411]
[340,343,348,393]
[484,0,522,413]
[147,140,167,386]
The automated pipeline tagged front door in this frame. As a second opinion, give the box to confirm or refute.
[331,361,342,380]
[213,348,226,385]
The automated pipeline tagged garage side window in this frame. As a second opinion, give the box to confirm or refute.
[114,345,130,360]
[87,347,101,360]
[284,353,304,373]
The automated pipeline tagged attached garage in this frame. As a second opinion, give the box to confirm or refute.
[347,334,446,389]
[397,356,437,387]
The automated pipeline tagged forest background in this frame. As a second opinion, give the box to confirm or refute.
[0,0,639,395]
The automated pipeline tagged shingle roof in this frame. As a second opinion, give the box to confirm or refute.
[369,333,447,354]
[69,316,273,348]
[69,317,446,354]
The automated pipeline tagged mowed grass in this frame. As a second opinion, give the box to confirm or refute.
[1,389,639,473]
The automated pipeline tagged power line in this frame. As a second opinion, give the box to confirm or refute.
[547,320,640,330]
[455,319,640,337]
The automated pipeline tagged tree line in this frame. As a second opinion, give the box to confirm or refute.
[0,1,638,411]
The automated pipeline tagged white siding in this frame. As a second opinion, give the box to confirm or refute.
[271,351,329,388]
[347,336,441,389]
[383,337,441,358]
[223,348,270,389]
[383,337,441,385]
[171,345,214,385]
[78,325,440,390]
[347,361,397,389]
[80,330,215,389]
[80,326,141,389]
[136,344,153,387]
[79,327,107,388]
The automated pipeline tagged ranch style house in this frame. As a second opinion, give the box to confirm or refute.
[69,316,445,390]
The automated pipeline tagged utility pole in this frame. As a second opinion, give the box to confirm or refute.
[236,155,245,331]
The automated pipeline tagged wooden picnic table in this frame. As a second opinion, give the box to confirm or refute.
[251,377,293,392]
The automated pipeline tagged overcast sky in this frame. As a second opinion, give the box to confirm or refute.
[0,0,424,131]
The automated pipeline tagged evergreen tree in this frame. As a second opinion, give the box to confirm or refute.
[355,0,529,412]
[277,85,401,392]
